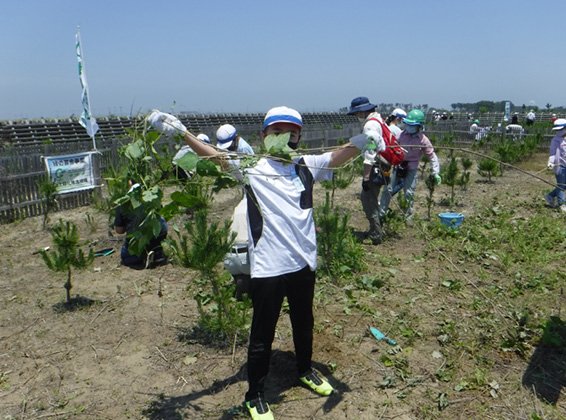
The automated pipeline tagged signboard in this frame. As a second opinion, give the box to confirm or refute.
[44,152,95,193]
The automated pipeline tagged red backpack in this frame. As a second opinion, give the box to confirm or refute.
[368,117,405,166]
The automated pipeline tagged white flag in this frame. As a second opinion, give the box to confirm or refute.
[75,29,99,142]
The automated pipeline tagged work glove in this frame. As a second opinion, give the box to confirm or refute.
[349,130,385,152]
[361,180,371,191]
[433,174,442,185]
[146,110,187,136]
[547,156,555,170]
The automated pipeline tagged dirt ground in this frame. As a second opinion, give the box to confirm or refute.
[0,152,564,419]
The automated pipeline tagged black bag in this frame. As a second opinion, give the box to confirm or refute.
[370,165,389,186]
[396,162,409,179]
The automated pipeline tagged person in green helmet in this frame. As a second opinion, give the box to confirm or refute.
[379,109,441,223]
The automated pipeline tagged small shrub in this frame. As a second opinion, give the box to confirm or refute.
[477,158,498,183]
[166,210,250,346]
[38,177,58,229]
[40,219,94,305]
[315,192,365,278]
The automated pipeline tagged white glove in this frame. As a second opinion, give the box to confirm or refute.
[349,133,369,150]
[146,110,187,136]
[547,156,555,170]
[350,132,385,152]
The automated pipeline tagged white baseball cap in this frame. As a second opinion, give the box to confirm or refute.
[216,124,237,149]
[391,108,407,118]
[196,133,210,143]
[552,118,566,130]
[262,106,303,130]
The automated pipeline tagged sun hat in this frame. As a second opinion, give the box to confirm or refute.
[347,97,376,115]
[196,133,210,144]
[216,124,238,149]
[551,118,566,130]
[262,106,303,130]
[391,108,407,119]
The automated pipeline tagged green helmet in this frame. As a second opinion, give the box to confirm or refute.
[403,109,425,126]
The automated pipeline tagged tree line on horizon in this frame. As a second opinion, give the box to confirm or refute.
[449,100,565,114]
[340,100,565,115]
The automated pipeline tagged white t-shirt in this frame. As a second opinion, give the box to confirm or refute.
[242,153,333,278]
[236,137,255,155]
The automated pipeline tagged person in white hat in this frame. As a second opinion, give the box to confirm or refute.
[386,108,407,140]
[215,124,254,155]
[347,96,389,245]
[147,105,383,420]
[172,133,211,179]
[545,118,566,211]
[196,133,210,144]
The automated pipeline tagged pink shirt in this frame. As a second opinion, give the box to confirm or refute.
[398,131,440,173]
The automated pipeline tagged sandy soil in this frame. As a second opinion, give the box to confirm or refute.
[0,152,564,419]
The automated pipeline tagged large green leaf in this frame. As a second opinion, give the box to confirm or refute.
[196,159,221,176]
[263,133,294,161]
[170,191,206,208]
[125,140,145,160]
[176,151,199,172]
[213,174,239,192]
[142,186,161,204]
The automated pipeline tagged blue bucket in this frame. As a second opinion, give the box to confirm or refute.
[438,212,465,228]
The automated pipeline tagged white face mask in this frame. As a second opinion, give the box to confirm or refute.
[405,125,419,134]
[357,116,366,124]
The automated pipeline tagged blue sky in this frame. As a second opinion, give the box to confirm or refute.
[1,0,564,120]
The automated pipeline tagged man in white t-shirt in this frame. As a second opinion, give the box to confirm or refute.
[526,110,536,126]
[147,106,383,420]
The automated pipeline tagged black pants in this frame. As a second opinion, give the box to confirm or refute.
[245,265,315,400]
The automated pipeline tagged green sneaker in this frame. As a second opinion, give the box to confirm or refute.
[299,369,334,396]
[245,396,274,420]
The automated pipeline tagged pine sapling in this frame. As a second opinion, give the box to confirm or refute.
[38,177,58,229]
[478,158,498,183]
[40,219,94,305]
[459,157,473,191]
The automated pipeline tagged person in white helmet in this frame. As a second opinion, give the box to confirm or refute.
[545,118,566,211]
[386,108,407,140]
[172,132,212,179]
[215,124,254,154]
[147,105,383,420]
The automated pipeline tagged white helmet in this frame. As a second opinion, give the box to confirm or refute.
[551,118,566,130]
[196,133,210,143]
[391,108,407,119]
